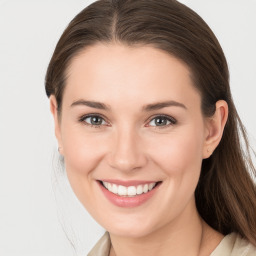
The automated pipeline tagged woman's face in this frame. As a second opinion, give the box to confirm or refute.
[52,44,211,238]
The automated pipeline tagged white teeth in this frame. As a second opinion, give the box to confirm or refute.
[143,184,149,193]
[149,183,155,191]
[102,181,157,197]
[118,185,127,196]
[127,186,137,196]
[112,184,118,194]
[136,185,143,195]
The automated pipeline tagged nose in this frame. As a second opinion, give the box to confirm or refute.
[107,126,147,172]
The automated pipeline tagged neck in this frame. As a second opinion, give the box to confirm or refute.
[109,200,223,256]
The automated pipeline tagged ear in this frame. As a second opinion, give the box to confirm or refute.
[49,95,63,155]
[203,100,228,159]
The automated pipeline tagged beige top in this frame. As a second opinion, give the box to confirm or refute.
[88,232,256,256]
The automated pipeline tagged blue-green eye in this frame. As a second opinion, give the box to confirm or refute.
[81,115,107,126]
[148,115,176,127]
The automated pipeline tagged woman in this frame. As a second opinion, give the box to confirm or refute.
[45,0,256,255]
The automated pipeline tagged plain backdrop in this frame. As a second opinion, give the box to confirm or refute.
[0,0,255,255]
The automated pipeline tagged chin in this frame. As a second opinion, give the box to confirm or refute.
[109,226,154,239]
[101,215,160,239]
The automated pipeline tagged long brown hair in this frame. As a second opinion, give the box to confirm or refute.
[45,0,256,244]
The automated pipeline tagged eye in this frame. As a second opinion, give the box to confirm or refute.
[148,115,176,127]
[80,115,108,127]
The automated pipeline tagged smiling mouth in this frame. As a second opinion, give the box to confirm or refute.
[99,181,161,197]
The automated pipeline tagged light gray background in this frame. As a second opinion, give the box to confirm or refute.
[0,0,255,255]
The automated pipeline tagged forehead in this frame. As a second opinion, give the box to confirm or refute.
[63,43,200,109]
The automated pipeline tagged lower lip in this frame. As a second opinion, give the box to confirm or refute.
[98,182,161,208]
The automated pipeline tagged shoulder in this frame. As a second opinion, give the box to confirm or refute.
[87,232,111,256]
[211,232,256,256]
[87,232,256,256]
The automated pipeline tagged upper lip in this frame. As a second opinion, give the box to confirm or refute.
[99,179,160,186]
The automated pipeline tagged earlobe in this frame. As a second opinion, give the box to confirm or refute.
[203,100,228,159]
[49,95,63,154]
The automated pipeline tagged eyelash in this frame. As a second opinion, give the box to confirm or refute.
[78,114,109,128]
[146,114,177,128]
[78,114,177,129]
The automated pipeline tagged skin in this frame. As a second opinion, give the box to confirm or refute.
[50,44,228,256]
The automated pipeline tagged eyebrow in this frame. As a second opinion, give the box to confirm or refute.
[70,100,110,110]
[142,100,187,111]
[70,99,187,111]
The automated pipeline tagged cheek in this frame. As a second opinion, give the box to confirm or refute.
[61,125,106,176]
[143,125,205,222]
[148,124,204,180]
[149,126,203,196]
[59,123,110,202]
